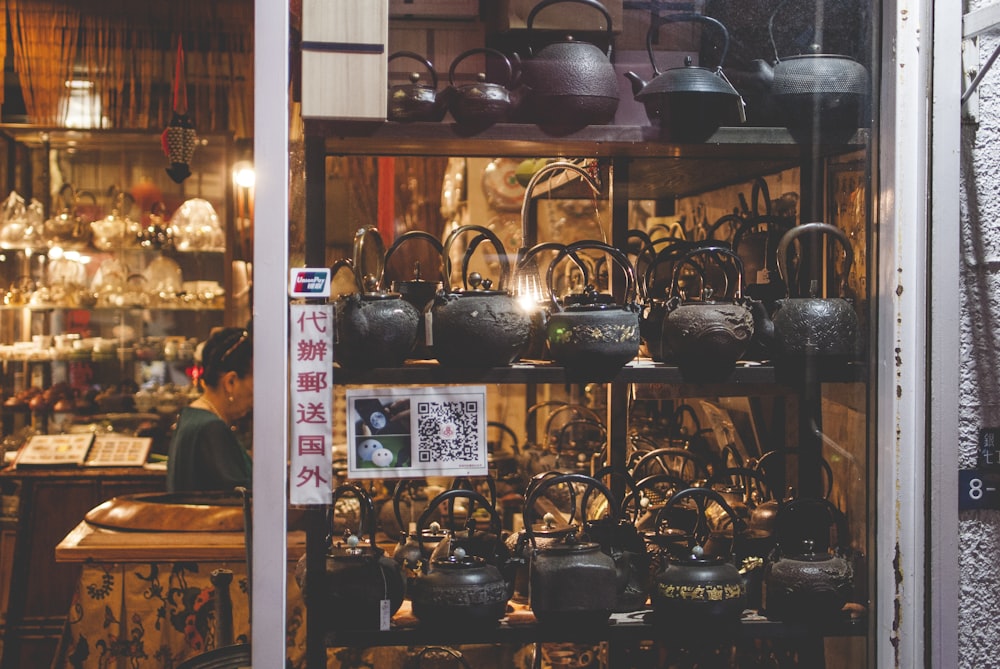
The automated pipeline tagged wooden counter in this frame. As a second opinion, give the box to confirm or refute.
[56,521,306,563]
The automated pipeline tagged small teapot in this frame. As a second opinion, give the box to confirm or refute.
[91,186,141,251]
[384,230,445,359]
[431,224,531,367]
[545,241,641,375]
[293,483,406,631]
[764,498,855,622]
[770,222,862,365]
[332,226,420,369]
[625,13,744,141]
[410,489,510,628]
[43,184,95,249]
[443,48,516,128]
[651,487,747,638]
[387,51,448,122]
[662,246,755,381]
[524,473,620,626]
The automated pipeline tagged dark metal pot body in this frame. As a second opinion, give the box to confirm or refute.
[766,0,870,142]
[764,542,853,622]
[519,0,619,127]
[335,292,419,368]
[385,230,446,359]
[445,48,514,127]
[524,474,620,626]
[410,552,509,628]
[771,222,861,361]
[764,498,854,622]
[432,290,531,366]
[650,488,747,636]
[294,484,406,631]
[626,14,744,141]
[432,224,530,367]
[505,516,578,603]
[545,242,640,373]
[388,51,447,122]
[662,247,754,381]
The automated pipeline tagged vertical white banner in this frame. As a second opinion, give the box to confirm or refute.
[289,303,334,505]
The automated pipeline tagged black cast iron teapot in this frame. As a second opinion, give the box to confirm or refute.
[545,240,641,375]
[431,224,532,367]
[294,483,406,631]
[650,487,747,638]
[662,245,755,381]
[515,0,620,129]
[388,51,448,122]
[331,226,420,369]
[626,13,745,141]
[444,48,517,128]
[771,222,861,364]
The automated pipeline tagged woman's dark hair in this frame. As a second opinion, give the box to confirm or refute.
[201,326,253,387]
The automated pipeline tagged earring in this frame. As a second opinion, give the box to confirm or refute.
[228,396,234,403]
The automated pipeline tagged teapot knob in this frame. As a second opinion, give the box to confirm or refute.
[409,72,422,84]
[429,521,442,533]
[543,512,556,528]
[347,534,360,548]
[468,272,483,289]
[453,546,467,559]
[691,544,704,559]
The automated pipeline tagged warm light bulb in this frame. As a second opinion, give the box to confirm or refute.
[233,161,256,189]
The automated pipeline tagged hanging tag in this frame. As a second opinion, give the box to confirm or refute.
[379,599,392,631]
[424,310,434,346]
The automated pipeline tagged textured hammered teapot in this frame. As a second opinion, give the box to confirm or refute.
[771,222,861,364]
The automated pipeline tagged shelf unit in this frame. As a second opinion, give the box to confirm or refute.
[303,118,872,668]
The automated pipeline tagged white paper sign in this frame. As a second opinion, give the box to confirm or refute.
[16,433,95,467]
[289,303,334,505]
[346,386,488,479]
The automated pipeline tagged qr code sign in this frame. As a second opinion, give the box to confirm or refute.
[416,401,480,463]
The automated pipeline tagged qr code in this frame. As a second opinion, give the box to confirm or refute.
[416,401,480,463]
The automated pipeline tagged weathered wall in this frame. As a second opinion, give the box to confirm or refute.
[959,20,1000,668]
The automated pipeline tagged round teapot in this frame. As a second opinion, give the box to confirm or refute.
[771,222,861,364]
[662,246,755,381]
[388,51,447,122]
[518,0,620,128]
[431,225,531,367]
[444,48,515,128]
[545,241,641,374]
[651,487,747,637]
[294,483,406,631]
[384,230,445,359]
[91,187,141,251]
[332,227,420,369]
[43,184,95,249]
[765,0,869,142]
[524,473,620,626]
[626,13,745,141]
[764,498,854,622]
[410,490,510,628]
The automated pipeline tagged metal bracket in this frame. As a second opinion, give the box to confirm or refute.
[963,36,980,123]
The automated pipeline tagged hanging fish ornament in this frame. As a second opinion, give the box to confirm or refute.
[162,36,197,184]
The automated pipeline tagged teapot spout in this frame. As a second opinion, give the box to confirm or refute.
[624,71,647,97]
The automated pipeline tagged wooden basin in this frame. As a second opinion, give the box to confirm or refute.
[84,491,245,532]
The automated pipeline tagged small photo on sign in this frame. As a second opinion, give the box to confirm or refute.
[354,434,412,470]
[354,398,410,437]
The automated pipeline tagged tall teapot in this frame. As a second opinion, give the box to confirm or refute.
[770,222,862,365]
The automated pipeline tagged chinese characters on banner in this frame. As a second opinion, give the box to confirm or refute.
[289,303,333,504]
[346,386,487,480]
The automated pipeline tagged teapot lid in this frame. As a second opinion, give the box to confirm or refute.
[561,285,617,309]
[431,546,487,570]
[670,543,728,566]
[330,531,382,561]
[636,58,741,99]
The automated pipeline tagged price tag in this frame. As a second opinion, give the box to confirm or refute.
[379,599,391,631]
[959,469,1000,510]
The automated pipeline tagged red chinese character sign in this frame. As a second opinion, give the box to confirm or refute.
[346,386,488,480]
[290,304,334,504]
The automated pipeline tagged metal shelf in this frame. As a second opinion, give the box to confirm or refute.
[312,123,868,198]
[331,359,867,390]
[324,610,868,648]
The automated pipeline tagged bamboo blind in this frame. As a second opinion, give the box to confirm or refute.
[5,0,253,137]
